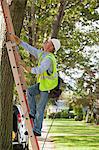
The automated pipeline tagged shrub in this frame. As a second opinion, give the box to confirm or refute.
[74,106,83,121]
[61,110,68,118]
[48,110,68,119]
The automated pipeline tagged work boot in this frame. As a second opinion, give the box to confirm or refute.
[33,131,41,136]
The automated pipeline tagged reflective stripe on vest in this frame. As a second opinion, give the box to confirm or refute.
[40,73,58,80]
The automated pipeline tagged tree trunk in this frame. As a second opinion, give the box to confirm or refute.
[94,79,99,124]
[31,0,36,47]
[28,0,37,62]
[0,0,27,150]
[51,0,67,38]
[95,79,99,101]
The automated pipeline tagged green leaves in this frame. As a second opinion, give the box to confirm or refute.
[20,0,99,105]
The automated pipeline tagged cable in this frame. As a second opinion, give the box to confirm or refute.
[41,100,58,150]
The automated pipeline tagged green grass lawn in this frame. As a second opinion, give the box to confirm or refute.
[45,119,99,150]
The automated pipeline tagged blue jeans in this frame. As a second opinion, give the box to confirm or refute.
[27,83,48,135]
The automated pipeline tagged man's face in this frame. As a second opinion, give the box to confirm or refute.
[43,40,54,52]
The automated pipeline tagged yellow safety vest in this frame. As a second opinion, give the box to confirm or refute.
[37,52,58,91]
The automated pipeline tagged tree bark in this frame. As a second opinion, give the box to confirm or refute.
[51,0,67,38]
[28,0,37,62]
[0,0,27,150]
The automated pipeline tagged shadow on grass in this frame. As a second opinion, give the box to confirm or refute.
[50,136,99,147]
[49,126,99,135]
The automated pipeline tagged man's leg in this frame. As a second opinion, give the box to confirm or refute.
[33,91,48,135]
[26,83,40,118]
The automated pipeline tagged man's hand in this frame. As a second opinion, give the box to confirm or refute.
[20,60,31,73]
[10,34,21,45]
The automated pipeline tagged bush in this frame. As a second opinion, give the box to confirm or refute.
[74,106,83,121]
[55,112,61,118]
[48,110,68,119]
[48,112,56,119]
[61,110,68,118]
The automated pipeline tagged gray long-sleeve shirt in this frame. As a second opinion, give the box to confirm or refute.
[20,41,53,74]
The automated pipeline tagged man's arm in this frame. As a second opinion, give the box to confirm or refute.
[20,41,42,59]
[31,57,52,74]
[20,57,52,74]
[11,34,42,59]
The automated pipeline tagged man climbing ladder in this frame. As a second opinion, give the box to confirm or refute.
[11,34,61,136]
